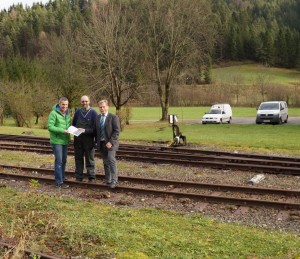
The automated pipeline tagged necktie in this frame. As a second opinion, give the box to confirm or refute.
[100,115,105,139]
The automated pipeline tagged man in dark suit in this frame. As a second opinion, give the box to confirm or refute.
[72,95,98,182]
[95,99,120,188]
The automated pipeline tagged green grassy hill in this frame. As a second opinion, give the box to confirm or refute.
[212,63,300,85]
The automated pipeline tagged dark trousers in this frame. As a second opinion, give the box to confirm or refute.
[74,136,95,180]
[100,142,118,184]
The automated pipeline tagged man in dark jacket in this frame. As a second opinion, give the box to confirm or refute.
[72,95,98,182]
[94,99,120,188]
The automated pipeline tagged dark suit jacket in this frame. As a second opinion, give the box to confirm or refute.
[94,113,120,151]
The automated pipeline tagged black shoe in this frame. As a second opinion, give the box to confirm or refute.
[56,183,69,188]
[75,178,83,182]
[88,179,96,183]
[110,182,117,189]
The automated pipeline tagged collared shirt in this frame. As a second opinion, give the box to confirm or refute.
[100,113,107,140]
[101,113,108,124]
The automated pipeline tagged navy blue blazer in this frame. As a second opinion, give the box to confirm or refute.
[94,113,120,151]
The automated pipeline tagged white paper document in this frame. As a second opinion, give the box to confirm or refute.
[68,126,85,137]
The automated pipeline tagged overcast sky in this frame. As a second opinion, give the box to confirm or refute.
[0,0,48,11]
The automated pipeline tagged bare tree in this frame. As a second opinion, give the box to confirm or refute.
[31,81,56,124]
[40,31,87,108]
[0,81,33,127]
[253,72,271,102]
[142,0,215,120]
[292,82,300,106]
[0,101,4,126]
[79,1,143,112]
[231,73,245,105]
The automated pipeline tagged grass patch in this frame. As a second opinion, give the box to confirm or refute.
[115,107,300,120]
[181,124,300,155]
[1,106,300,156]
[121,122,300,155]
[0,187,299,258]
[2,107,300,125]
[212,64,300,85]
[1,119,300,156]
[0,125,49,137]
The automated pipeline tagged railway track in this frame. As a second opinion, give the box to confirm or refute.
[0,134,299,257]
[0,241,60,259]
[0,164,299,210]
[0,134,300,175]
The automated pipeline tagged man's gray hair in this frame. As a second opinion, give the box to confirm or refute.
[59,97,68,103]
[98,99,108,105]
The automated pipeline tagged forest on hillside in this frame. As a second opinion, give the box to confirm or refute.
[0,0,300,125]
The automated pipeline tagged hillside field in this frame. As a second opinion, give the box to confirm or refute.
[212,63,300,86]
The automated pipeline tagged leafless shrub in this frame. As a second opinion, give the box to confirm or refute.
[266,84,289,101]
[0,81,33,127]
[289,82,300,106]
[117,106,132,131]
[136,81,296,107]
[40,115,49,130]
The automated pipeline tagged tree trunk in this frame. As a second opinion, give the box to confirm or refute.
[161,81,170,121]
[35,115,39,125]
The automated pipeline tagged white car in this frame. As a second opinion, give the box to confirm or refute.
[202,104,232,124]
[256,101,288,124]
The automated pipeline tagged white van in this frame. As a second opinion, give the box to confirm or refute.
[202,103,232,124]
[256,101,288,124]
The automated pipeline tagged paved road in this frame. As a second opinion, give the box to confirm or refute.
[131,117,300,125]
[232,117,299,125]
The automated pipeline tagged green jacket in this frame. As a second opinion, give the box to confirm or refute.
[48,104,71,145]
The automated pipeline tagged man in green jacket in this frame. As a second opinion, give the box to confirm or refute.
[48,97,71,188]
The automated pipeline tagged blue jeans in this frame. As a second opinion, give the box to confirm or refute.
[51,144,68,185]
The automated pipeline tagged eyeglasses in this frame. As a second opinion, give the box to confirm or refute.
[81,101,88,103]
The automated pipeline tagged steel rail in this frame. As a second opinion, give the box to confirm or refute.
[1,142,300,175]
[119,154,300,175]
[2,142,300,168]
[0,164,300,196]
[1,133,300,162]
[0,168,299,210]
